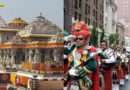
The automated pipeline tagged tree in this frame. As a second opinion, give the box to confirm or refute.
[89,28,98,46]
[109,33,119,47]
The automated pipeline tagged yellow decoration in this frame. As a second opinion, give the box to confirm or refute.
[1,74,7,80]
[22,63,32,71]
[10,18,27,24]
[81,50,88,62]
[10,73,16,85]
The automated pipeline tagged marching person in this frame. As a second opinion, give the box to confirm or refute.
[100,40,116,90]
[65,21,97,90]
[88,46,100,90]
[120,48,129,81]
[115,47,124,85]
[64,30,76,87]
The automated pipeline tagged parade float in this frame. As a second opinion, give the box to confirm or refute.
[0,15,64,89]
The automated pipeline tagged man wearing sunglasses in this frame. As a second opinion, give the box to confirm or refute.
[65,21,98,90]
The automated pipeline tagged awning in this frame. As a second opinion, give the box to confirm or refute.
[16,71,44,80]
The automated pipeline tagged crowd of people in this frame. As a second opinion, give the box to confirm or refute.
[64,21,130,90]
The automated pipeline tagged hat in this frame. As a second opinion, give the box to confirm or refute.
[71,21,91,39]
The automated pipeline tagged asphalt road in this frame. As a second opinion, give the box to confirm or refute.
[120,75,130,90]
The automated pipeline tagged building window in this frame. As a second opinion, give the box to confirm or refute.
[85,4,90,15]
[93,10,95,16]
[93,10,96,19]
[79,13,82,20]
[75,0,78,9]
[88,18,90,24]
[100,4,103,10]
[6,36,9,40]
[86,0,88,3]
[94,0,96,5]
[85,17,88,23]
[96,0,98,9]
[96,11,98,21]
[93,21,97,27]
[100,15,102,21]
[88,6,90,14]
[85,17,90,25]
[74,11,78,20]
[85,3,88,14]
[79,0,82,9]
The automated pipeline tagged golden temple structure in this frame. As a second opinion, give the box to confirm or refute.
[0,15,64,89]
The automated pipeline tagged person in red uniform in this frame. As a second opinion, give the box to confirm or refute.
[100,40,116,90]
[88,46,100,90]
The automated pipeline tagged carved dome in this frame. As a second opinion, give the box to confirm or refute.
[8,17,28,29]
[24,15,63,35]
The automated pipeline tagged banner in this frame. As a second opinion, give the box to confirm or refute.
[0,73,10,83]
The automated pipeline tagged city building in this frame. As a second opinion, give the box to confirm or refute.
[64,0,104,46]
[124,23,130,50]
[103,0,117,39]
[115,0,130,23]
[115,0,130,37]
[125,23,130,37]
[64,0,104,31]
[116,21,125,48]
[115,0,130,48]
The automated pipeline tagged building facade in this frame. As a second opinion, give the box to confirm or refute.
[0,16,64,89]
[104,0,117,39]
[124,23,130,50]
[116,22,125,48]
[115,0,130,42]
[115,0,130,23]
[64,0,104,32]
[0,15,63,70]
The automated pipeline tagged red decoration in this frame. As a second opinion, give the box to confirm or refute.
[71,21,91,40]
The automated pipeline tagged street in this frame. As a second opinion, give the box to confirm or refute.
[120,75,130,90]
[0,84,7,90]
[39,80,63,90]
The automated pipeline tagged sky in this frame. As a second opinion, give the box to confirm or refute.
[0,0,63,29]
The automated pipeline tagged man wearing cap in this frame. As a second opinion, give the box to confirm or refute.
[65,21,97,89]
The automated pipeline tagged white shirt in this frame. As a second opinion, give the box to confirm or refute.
[103,48,116,63]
